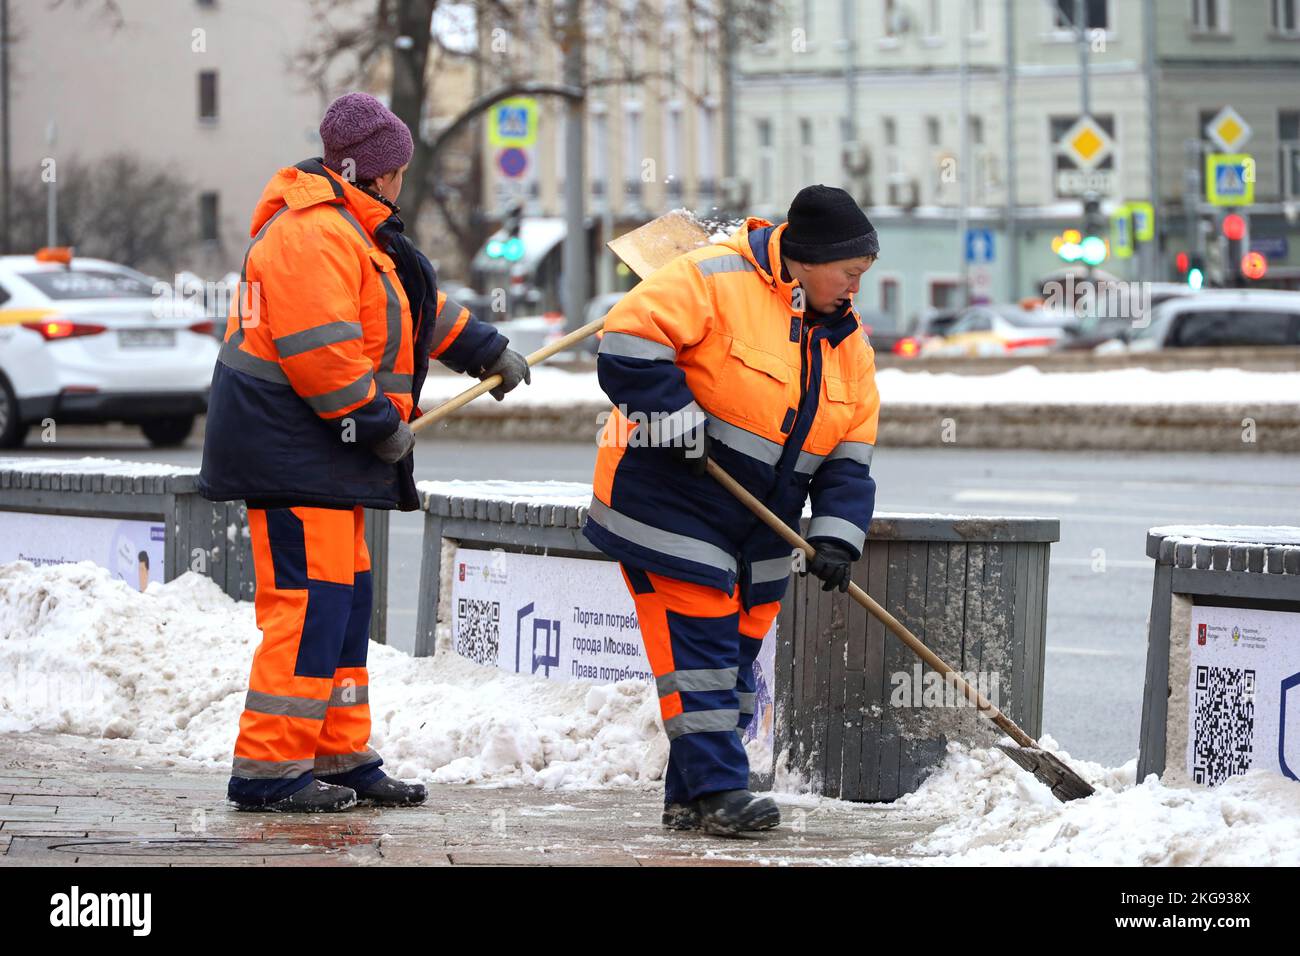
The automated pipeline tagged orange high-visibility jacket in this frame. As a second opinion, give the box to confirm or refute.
[583,218,880,607]
[198,160,505,510]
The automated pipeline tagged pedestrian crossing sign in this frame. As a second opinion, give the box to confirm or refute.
[1206,153,1254,207]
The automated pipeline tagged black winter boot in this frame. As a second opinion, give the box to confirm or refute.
[662,802,701,830]
[233,780,357,813]
[696,789,780,836]
[353,773,427,807]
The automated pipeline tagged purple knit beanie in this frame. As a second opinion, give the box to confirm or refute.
[319,92,414,183]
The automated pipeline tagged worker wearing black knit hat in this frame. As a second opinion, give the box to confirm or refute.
[779,184,879,319]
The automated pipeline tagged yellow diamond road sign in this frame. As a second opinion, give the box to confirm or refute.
[1205,106,1251,152]
[1060,116,1113,171]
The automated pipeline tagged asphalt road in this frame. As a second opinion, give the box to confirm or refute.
[8,425,1300,767]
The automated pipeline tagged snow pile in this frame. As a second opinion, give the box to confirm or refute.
[0,560,665,789]
[849,739,1300,866]
[876,366,1300,407]
[413,365,1300,411]
[417,479,593,509]
[4,560,1298,864]
[0,456,196,477]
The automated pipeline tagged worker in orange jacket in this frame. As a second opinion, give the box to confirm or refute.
[584,185,881,835]
[199,93,530,812]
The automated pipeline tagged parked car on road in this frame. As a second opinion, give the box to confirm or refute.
[1127,290,1300,351]
[0,248,218,448]
[922,303,1078,357]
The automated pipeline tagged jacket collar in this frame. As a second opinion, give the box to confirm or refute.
[725,217,861,347]
[248,158,396,239]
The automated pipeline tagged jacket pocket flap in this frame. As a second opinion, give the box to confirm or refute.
[731,340,790,383]
[825,375,856,402]
[367,247,396,272]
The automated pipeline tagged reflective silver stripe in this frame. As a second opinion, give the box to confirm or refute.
[219,328,290,385]
[599,331,676,362]
[656,667,738,697]
[273,320,363,358]
[231,756,315,780]
[376,270,403,376]
[377,371,413,393]
[243,690,328,720]
[587,497,737,575]
[826,441,875,468]
[794,450,826,474]
[428,296,467,355]
[328,684,369,707]
[303,371,374,414]
[705,417,783,466]
[737,692,756,714]
[807,515,866,554]
[332,206,374,248]
[647,400,706,446]
[314,748,382,776]
[694,253,755,278]
[664,709,741,739]
[749,555,793,584]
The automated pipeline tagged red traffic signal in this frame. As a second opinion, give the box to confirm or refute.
[1174,251,1190,274]
[1241,251,1268,281]
[1222,214,1246,241]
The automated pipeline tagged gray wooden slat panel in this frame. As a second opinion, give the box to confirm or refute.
[857,541,889,801]
[1011,543,1031,724]
[875,540,909,801]
[1137,564,1175,781]
[839,545,871,802]
[771,579,799,775]
[815,570,842,798]
[962,544,985,674]
[1023,545,1046,735]
[895,539,929,795]
[795,557,817,774]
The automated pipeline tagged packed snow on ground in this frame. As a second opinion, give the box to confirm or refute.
[417,365,1300,410]
[418,479,594,509]
[2,560,1297,864]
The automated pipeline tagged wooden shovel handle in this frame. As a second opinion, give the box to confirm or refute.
[411,317,607,434]
[705,457,1037,749]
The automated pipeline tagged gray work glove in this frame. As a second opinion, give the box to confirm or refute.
[372,420,414,464]
[480,347,531,401]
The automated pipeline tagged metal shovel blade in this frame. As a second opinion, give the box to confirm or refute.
[997,744,1096,802]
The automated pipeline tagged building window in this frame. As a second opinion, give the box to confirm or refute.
[665,108,683,199]
[883,117,897,148]
[1274,0,1299,34]
[756,118,775,205]
[971,0,986,34]
[624,108,643,203]
[927,116,941,147]
[880,277,900,322]
[1192,0,1230,33]
[697,103,716,186]
[1281,111,1300,199]
[884,0,897,37]
[590,111,608,201]
[199,192,219,242]
[925,0,941,37]
[970,116,984,146]
[928,278,961,310]
[198,70,218,121]
[1053,0,1108,31]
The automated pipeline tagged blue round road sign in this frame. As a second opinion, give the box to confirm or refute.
[498,148,527,179]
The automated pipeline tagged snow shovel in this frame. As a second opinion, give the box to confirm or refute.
[413,210,714,432]
[705,459,1094,803]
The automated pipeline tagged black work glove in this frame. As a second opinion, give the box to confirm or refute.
[664,427,710,478]
[371,420,415,464]
[480,347,531,401]
[802,539,855,592]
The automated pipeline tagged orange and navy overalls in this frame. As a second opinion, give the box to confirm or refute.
[198,159,508,805]
[583,218,880,804]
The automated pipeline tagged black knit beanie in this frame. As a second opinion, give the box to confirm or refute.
[781,185,880,263]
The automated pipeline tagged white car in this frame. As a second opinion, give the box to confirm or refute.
[1127,289,1300,351]
[0,249,220,448]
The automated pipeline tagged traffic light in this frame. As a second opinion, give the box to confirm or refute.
[1186,254,1206,289]
[1079,193,1107,266]
[1241,252,1268,281]
[1222,212,1249,285]
[1174,251,1190,276]
[487,203,526,262]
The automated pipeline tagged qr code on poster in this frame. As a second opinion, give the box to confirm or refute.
[1192,665,1255,787]
[455,598,500,666]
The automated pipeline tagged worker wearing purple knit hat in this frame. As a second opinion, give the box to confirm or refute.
[203,91,529,813]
